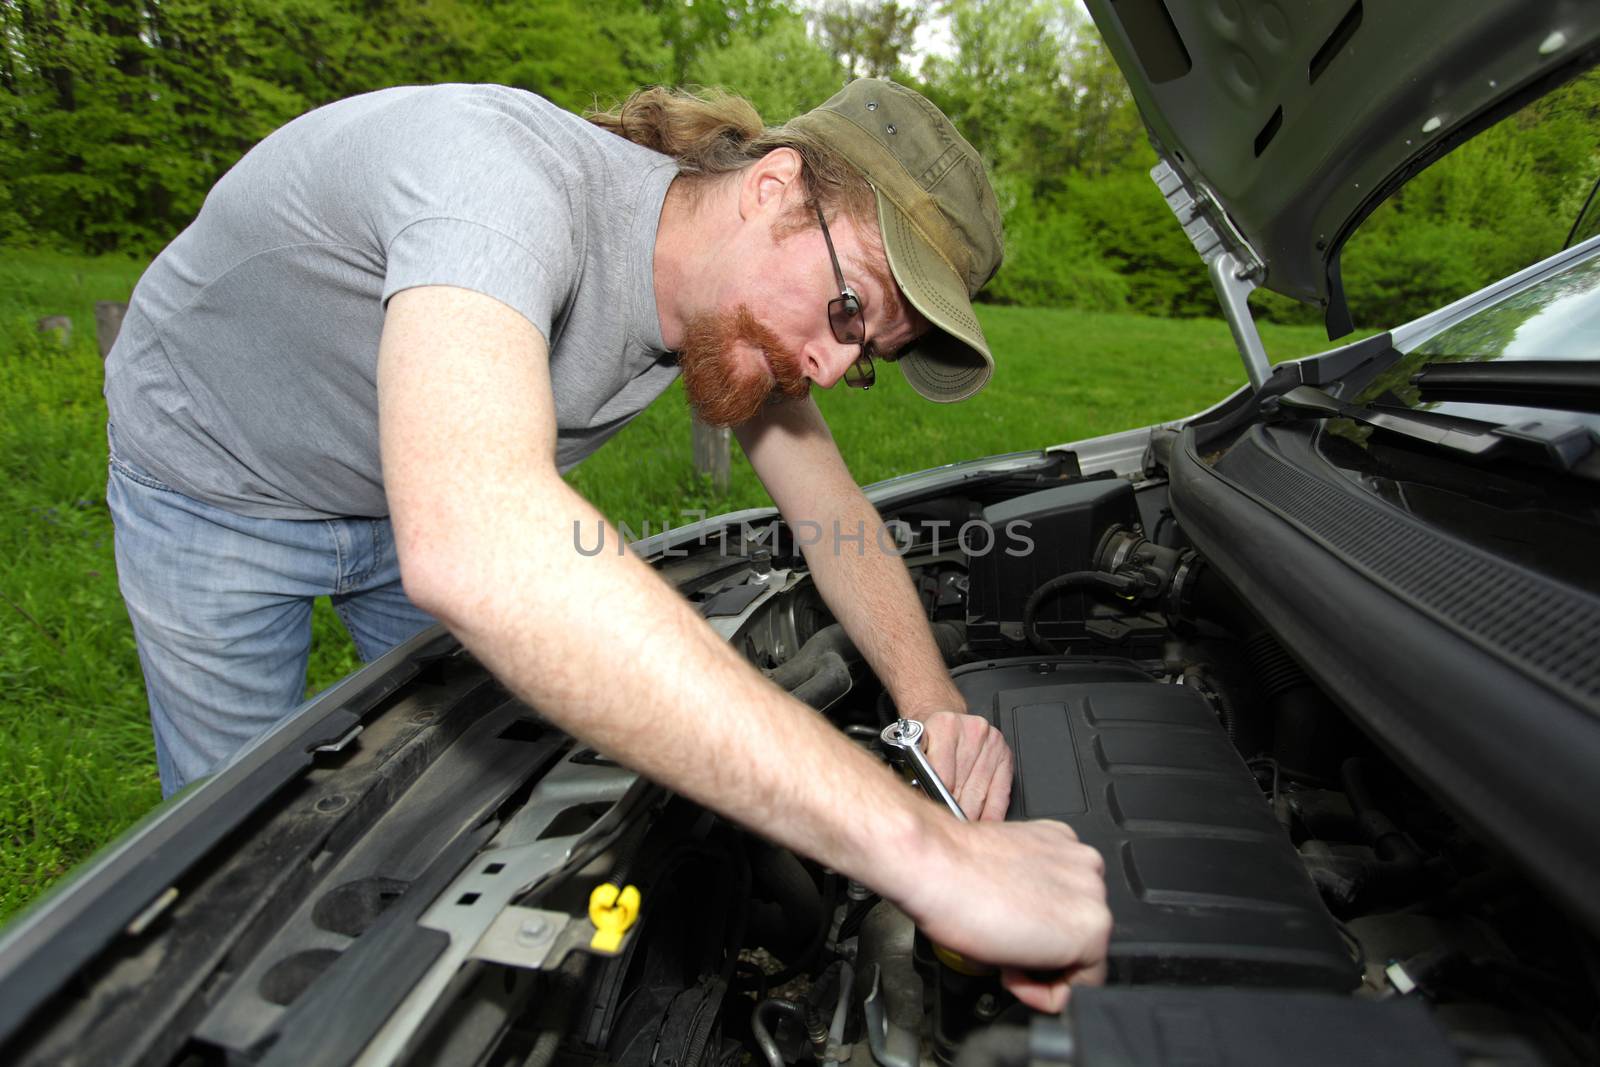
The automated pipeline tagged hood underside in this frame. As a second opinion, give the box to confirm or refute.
[1083,0,1600,336]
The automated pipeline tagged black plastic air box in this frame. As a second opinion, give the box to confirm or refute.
[956,657,1357,990]
[963,478,1139,652]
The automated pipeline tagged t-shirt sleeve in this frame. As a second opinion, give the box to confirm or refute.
[371,88,583,342]
[382,216,566,342]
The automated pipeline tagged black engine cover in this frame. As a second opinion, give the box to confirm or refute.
[955,657,1357,990]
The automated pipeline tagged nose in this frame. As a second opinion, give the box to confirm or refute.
[803,339,856,389]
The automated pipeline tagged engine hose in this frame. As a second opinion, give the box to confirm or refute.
[641,841,751,988]
[1339,758,1423,874]
[1245,631,1308,698]
[769,624,860,689]
[752,998,807,1067]
[765,871,838,985]
[747,844,823,964]
[1022,571,1140,655]
[789,651,853,711]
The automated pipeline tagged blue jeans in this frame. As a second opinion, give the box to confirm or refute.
[106,425,436,796]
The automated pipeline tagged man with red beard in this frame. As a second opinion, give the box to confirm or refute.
[104,78,1111,1009]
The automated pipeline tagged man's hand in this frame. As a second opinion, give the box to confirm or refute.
[918,710,1013,821]
[901,818,1111,1012]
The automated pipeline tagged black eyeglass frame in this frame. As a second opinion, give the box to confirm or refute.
[815,203,876,389]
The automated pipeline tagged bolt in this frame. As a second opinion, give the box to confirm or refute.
[315,794,348,813]
[516,916,550,945]
[974,993,1000,1021]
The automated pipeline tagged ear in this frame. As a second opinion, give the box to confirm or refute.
[738,147,803,222]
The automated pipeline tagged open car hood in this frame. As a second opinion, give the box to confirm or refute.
[1082,0,1600,336]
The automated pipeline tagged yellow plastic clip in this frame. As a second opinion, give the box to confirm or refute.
[588,883,641,952]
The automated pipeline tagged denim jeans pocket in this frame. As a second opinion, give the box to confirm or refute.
[107,421,183,496]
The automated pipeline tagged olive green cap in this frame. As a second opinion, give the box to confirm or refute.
[791,78,1004,402]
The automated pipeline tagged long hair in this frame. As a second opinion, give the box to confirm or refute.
[587,86,876,232]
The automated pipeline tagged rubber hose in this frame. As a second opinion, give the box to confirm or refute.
[747,844,822,962]
[1022,571,1138,655]
[790,651,852,711]
[680,988,721,1067]
[769,625,860,689]
[1339,758,1422,872]
[765,872,838,985]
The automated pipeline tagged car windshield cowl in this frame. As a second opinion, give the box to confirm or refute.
[1280,384,1600,483]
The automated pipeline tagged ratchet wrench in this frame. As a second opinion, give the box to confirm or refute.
[880,718,968,822]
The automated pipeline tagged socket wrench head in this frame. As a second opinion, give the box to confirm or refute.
[880,719,924,749]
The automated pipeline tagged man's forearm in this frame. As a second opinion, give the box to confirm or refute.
[795,485,966,716]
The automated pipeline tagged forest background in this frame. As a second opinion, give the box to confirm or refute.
[1,0,1598,919]
[6,0,1599,327]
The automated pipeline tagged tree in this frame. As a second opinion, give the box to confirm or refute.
[0,0,672,253]
[687,13,845,122]
[644,0,795,84]
[812,0,921,80]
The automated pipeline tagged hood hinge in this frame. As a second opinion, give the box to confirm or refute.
[1151,158,1272,389]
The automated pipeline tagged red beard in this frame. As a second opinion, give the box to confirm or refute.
[678,304,811,427]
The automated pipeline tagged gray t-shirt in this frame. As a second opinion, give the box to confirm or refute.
[105,83,681,519]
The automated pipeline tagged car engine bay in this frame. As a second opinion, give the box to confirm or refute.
[5,446,1597,1067]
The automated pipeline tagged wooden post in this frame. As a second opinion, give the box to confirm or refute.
[36,316,72,346]
[691,416,731,493]
[95,301,128,360]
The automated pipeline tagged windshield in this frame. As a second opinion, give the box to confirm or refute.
[1354,251,1600,434]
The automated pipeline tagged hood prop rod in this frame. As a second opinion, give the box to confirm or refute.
[1151,158,1272,390]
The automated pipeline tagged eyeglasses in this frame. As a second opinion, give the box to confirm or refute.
[815,203,876,389]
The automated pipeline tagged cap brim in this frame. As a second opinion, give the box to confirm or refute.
[876,189,994,402]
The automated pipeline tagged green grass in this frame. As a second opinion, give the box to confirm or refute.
[0,247,1335,923]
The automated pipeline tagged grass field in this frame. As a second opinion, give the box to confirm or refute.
[0,247,1336,923]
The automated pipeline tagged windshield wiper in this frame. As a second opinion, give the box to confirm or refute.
[1275,385,1600,482]
[1413,359,1600,415]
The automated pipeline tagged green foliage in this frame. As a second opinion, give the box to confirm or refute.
[686,13,844,123]
[1067,171,1215,318]
[7,0,1597,333]
[812,0,921,80]
[921,0,1074,205]
[985,192,1129,312]
[645,0,794,84]
[1335,87,1600,327]
[0,0,672,254]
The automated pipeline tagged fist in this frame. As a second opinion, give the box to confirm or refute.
[917,710,1013,821]
[903,818,1111,1013]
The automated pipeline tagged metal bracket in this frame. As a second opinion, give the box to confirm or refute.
[1151,158,1273,390]
[468,906,573,969]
